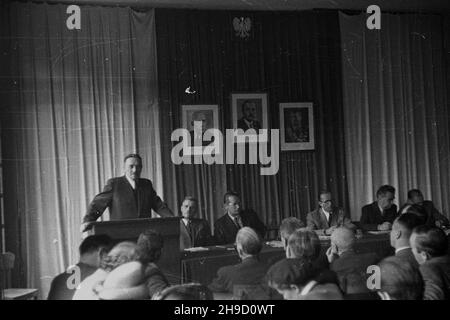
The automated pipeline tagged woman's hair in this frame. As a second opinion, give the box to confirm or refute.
[100,241,140,272]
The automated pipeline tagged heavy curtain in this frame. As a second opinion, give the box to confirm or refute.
[340,12,450,220]
[156,9,348,229]
[0,2,160,297]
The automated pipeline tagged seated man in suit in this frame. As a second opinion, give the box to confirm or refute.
[266,258,343,300]
[280,217,305,249]
[306,191,355,236]
[208,227,269,295]
[179,196,212,250]
[82,154,173,232]
[410,225,450,300]
[400,189,449,228]
[390,213,422,268]
[47,234,112,300]
[360,185,398,231]
[326,227,379,294]
[214,191,266,245]
[376,256,424,300]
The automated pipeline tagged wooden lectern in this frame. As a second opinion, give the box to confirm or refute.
[88,217,181,285]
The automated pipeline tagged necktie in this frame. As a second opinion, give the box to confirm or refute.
[187,220,194,244]
[234,216,243,229]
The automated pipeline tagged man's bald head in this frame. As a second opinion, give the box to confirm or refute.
[331,227,356,253]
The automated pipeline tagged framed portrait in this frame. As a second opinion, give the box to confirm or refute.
[280,102,315,151]
[181,105,219,155]
[231,93,268,141]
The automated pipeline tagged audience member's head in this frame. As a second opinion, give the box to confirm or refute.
[180,196,198,220]
[154,283,213,300]
[78,234,113,268]
[286,230,321,261]
[390,213,421,249]
[377,256,424,300]
[123,153,143,181]
[266,259,319,300]
[407,189,424,206]
[279,217,304,248]
[223,191,241,217]
[235,227,262,260]
[410,225,448,264]
[330,227,355,255]
[402,204,428,226]
[376,185,396,210]
[137,229,164,265]
[318,191,334,213]
[100,241,139,272]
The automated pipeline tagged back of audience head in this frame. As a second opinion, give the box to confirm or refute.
[154,283,213,300]
[401,204,428,225]
[390,213,421,248]
[286,230,321,261]
[377,256,424,300]
[137,229,164,265]
[266,259,319,300]
[330,227,355,254]
[410,225,448,264]
[100,241,139,272]
[79,234,113,268]
[280,217,304,248]
[235,227,262,259]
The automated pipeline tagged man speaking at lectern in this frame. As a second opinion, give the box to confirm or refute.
[81,154,173,232]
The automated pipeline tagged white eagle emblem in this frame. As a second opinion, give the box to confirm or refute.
[233,17,251,38]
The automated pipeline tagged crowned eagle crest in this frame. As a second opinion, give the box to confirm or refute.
[233,17,251,38]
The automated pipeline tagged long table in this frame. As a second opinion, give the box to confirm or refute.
[181,233,393,285]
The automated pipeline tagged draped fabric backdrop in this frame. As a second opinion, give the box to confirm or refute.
[156,9,348,229]
[0,2,160,297]
[340,12,450,220]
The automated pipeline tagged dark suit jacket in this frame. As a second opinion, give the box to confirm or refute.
[420,255,450,300]
[83,176,169,222]
[330,250,379,294]
[237,118,262,131]
[208,256,268,293]
[144,262,170,298]
[421,201,450,227]
[214,210,266,245]
[395,247,419,268]
[360,202,398,231]
[306,207,355,235]
[47,262,97,300]
[180,218,212,250]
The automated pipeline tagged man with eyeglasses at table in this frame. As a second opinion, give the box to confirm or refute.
[306,191,355,236]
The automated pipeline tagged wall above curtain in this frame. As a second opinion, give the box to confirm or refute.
[156,9,349,228]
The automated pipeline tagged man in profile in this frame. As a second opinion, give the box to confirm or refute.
[47,234,112,300]
[360,185,398,231]
[179,196,212,250]
[389,213,421,267]
[82,154,173,231]
[306,191,355,236]
[237,100,261,131]
[410,225,450,300]
[214,192,266,245]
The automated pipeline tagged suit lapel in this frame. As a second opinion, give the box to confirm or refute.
[120,176,138,217]
[318,209,329,229]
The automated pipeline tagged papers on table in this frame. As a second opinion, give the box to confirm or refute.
[318,235,331,241]
[266,240,284,248]
[184,247,209,252]
[367,230,391,235]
